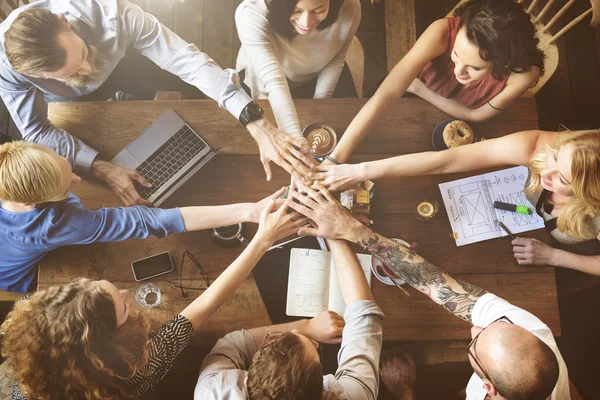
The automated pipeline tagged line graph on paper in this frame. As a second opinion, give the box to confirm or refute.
[439,166,544,246]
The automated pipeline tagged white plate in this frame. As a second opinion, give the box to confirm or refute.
[371,238,408,286]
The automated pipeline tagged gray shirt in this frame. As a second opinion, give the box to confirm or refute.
[194,300,384,400]
[0,0,252,175]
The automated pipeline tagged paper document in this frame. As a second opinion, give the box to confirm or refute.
[439,166,544,246]
[286,248,372,317]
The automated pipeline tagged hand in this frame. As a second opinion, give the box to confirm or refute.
[308,163,364,192]
[512,237,557,266]
[254,193,310,245]
[250,187,287,223]
[287,182,360,241]
[90,160,152,206]
[303,310,345,344]
[246,119,317,181]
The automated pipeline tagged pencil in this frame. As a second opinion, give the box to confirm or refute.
[498,221,517,240]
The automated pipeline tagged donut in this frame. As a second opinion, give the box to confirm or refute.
[442,120,474,148]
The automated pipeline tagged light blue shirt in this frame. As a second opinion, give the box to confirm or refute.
[0,0,252,175]
[0,193,185,293]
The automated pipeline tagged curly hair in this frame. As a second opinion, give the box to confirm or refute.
[526,129,600,239]
[455,0,545,80]
[247,332,323,399]
[1,279,152,400]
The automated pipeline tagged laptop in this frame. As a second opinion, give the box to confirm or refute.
[111,110,219,206]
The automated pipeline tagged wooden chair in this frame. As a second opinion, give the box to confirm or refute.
[0,0,29,22]
[447,0,593,97]
[345,36,365,98]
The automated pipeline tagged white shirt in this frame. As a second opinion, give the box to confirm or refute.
[235,0,361,136]
[194,300,384,400]
[466,293,570,400]
[0,0,252,174]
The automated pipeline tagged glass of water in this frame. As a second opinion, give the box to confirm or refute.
[136,283,162,308]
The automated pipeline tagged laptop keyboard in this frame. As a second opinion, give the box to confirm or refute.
[135,125,207,200]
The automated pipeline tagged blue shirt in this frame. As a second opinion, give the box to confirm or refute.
[0,193,185,293]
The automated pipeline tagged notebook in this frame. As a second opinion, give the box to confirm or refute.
[286,248,372,317]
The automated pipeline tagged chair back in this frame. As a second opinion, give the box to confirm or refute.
[447,0,593,97]
[0,1,28,22]
[345,36,365,98]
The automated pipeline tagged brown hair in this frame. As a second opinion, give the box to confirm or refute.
[247,332,323,399]
[1,279,152,400]
[455,0,545,80]
[4,8,68,74]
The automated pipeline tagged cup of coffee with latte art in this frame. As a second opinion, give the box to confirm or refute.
[302,123,338,158]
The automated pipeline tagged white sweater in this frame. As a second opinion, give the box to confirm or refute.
[235,0,361,136]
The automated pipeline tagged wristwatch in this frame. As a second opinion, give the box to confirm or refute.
[239,102,264,127]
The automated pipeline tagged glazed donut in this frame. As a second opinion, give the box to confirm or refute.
[443,120,474,148]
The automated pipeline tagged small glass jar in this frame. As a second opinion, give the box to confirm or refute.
[136,283,162,308]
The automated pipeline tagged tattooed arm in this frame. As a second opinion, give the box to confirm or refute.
[355,230,486,323]
[289,182,487,324]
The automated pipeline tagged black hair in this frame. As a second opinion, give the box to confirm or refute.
[267,0,344,39]
[454,0,545,80]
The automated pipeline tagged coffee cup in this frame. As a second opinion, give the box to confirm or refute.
[212,223,249,248]
[302,123,338,159]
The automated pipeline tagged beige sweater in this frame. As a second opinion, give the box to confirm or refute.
[235,0,361,136]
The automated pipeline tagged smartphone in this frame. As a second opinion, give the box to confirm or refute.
[131,252,174,282]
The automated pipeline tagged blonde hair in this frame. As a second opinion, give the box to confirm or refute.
[0,141,63,204]
[4,8,67,74]
[526,129,600,239]
[1,278,152,400]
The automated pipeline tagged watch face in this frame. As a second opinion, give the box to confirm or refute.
[249,104,263,118]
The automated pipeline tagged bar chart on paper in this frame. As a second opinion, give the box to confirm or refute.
[439,166,545,246]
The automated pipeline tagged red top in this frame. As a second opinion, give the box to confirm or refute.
[417,17,509,109]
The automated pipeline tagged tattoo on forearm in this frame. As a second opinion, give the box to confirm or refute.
[359,233,487,323]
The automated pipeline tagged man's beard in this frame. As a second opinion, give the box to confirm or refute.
[59,45,104,90]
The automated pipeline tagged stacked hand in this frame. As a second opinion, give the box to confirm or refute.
[254,188,311,246]
[247,119,317,182]
[308,163,364,192]
[287,183,361,241]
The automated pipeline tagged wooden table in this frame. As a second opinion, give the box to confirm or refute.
[39,97,560,344]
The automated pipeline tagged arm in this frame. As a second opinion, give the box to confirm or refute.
[0,77,98,174]
[407,68,539,123]
[591,0,600,28]
[313,0,361,99]
[289,184,486,323]
[179,192,308,331]
[330,19,449,163]
[311,130,556,192]
[234,2,301,136]
[327,239,373,303]
[512,236,600,276]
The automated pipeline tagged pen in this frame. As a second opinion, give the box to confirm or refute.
[493,201,530,215]
[498,221,517,240]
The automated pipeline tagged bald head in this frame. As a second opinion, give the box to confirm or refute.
[474,323,559,399]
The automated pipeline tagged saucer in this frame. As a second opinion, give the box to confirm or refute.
[371,238,408,286]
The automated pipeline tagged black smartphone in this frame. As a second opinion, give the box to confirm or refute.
[131,252,174,282]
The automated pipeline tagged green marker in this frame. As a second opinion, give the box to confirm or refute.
[493,201,530,215]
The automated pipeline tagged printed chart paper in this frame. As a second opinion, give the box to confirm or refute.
[439,166,544,246]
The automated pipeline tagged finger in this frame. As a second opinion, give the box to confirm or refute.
[130,191,153,206]
[287,199,316,219]
[276,198,292,216]
[512,246,527,253]
[262,158,273,182]
[298,226,321,237]
[117,190,135,207]
[511,238,529,246]
[260,197,278,220]
[272,186,287,199]
[284,154,311,179]
[297,182,324,203]
[314,182,334,201]
[288,145,317,169]
[291,136,310,153]
[292,217,310,227]
[289,187,317,208]
[132,171,152,188]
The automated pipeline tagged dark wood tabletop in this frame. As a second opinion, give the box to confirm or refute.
[39,97,560,343]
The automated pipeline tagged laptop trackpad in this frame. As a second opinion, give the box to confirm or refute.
[111,150,139,170]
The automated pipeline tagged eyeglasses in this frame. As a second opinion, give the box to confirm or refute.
[467,316,514,390]
[165,251,210,297]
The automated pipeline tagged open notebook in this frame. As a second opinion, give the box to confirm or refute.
[286,248,372,317]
